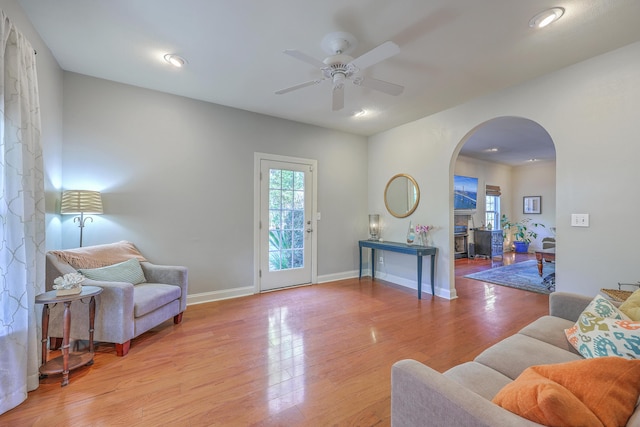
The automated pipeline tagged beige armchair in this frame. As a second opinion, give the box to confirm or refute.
[45,241,188,356]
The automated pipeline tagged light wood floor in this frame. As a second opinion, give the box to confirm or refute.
[2,253,548,426]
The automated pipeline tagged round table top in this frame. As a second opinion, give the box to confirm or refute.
[35,285,103,304]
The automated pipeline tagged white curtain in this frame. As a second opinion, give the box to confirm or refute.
[0,10,45,415]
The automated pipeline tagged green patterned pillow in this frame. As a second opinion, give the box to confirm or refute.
[565,314,640,359]
[78,258,146,285]
[564,295,639,359]
[584,295,629,319]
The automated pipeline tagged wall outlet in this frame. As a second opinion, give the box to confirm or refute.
[379,256,384,264]
[571,213,589,227]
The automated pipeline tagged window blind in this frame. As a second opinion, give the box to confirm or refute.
[486,185,501,196]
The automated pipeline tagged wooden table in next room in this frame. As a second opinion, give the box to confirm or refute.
[535,247,556,276]
[359,240,437,299]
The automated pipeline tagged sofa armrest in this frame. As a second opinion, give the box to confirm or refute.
[548,292,593,322]
[391,360,541,427]
[46,278,136,344]
[140,262,188,312]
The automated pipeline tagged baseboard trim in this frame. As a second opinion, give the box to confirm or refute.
[186,286,254,306]
[186,270,456,305]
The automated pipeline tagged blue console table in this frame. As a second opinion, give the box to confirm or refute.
[358,240,437,299]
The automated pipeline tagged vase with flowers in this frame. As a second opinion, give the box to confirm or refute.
[415,224,433,246]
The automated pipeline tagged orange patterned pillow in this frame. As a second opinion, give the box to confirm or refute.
[492,357,640,427]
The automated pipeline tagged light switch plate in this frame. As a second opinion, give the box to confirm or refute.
[571,213,589,227]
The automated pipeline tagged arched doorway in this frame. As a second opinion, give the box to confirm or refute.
[450,116,556,295]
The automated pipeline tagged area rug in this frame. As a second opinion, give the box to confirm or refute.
[464,260,555,294]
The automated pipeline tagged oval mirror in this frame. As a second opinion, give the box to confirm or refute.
[384,174,420,218]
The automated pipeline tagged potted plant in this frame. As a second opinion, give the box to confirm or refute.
[500,215,545,253]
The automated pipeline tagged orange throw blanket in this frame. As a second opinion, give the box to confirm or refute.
[51,241,147,269]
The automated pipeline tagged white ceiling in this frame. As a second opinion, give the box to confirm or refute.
[16,0,640,164]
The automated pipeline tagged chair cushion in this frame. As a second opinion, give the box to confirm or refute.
[78,258,146,284]
[134,283,181,318]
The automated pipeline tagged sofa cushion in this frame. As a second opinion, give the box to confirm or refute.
[78,258,146,284]
[444,361,512,400]
[620,288,640,320]
[134,283,181,318]
[518,315,580,355]
[565,314,640,359]
[492,357,640,427]
[475,334,582,380]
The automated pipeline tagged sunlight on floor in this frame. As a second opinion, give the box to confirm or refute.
[267,306,305,415]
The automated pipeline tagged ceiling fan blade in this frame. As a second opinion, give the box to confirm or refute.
[355,77,404,96]
[275,79,322,95]
[332,84,344,111]
[349,41,400,71]
[283,49,326,69]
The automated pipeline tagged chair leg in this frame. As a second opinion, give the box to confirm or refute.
[174,312,183,324]
[115,340,131,357]
[49,337,63,350]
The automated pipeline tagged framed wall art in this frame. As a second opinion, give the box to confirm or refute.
[523,196,541,214]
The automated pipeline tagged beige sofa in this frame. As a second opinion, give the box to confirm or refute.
[391,292,640,426]
[45,242,188,356]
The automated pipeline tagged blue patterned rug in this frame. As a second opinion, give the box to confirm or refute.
[464,260,555,294]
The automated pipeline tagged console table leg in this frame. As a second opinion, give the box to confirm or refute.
[417,256,423,299]
[371,249,376,278]
[430,254,435,296]
[358,246,363,279]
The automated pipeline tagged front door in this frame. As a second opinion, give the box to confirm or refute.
[258,157,315,291]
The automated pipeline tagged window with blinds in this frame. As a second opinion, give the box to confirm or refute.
[485,185,501,229]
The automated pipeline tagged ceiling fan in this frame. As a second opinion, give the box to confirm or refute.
[275,31,404,111]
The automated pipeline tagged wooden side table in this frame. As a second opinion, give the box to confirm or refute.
[35,285,102,386]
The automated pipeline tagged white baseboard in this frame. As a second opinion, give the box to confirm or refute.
[317,270,359,283]
[372,271,457,300]
[186,286,254,306]
[186,270,457,305]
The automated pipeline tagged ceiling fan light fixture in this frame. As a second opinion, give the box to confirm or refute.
[164,53,187,67]
[529,7,565,28]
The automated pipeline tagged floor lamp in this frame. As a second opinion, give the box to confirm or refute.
[60,190,103,247]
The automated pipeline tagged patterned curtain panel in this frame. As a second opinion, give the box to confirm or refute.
[0,11,45,415]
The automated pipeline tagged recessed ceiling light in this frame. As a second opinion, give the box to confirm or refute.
[485,147,499,152]
[529,7,564,28]
[164,54,187,67]
[527,158,539,162]
[353,109,367,118]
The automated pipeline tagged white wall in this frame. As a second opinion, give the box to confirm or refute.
[0,0,64,251]
[61,73,368,299]
[510,161,557,250]
[369,40,640,298]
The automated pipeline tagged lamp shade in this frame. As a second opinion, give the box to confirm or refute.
[60,190,103,214]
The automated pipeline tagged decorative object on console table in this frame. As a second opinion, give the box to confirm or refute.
[406,220,415,244]
[60,190,103,247]
[368,214,380,240]
[415,224,433,246]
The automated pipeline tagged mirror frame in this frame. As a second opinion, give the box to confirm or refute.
[384,173,420,218]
